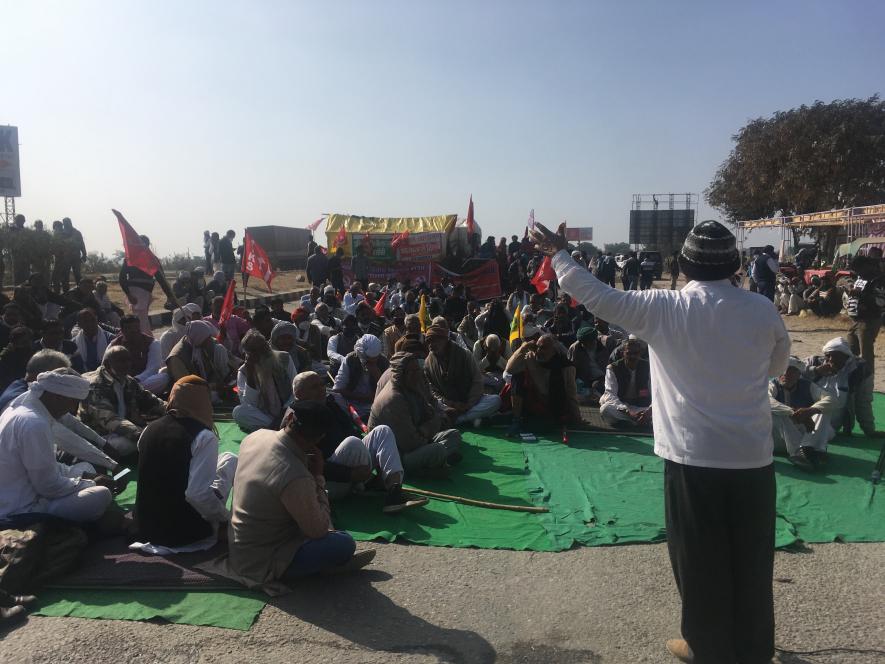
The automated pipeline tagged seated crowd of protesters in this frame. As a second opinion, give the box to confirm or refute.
[774,272,843,317]
[1,230,882,607]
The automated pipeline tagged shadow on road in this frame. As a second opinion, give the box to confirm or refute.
[271,571,497,663]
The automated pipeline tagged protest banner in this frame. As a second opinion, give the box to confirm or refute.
[434,260,502,300]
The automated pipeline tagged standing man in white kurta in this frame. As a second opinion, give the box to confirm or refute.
[532,221,790,664]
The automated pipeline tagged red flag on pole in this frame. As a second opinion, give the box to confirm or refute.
[391,230,410,249]
[335,225,347,247]
[216,278,237,342]
[306,216,325,231]
[530,256,556,294]
[373,290,387,317]
[113,209,162,276]
[466,195,475,236]
[242,231,276,292]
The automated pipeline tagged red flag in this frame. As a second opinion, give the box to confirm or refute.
[307,216,325,231]
[216,278,237,342]
[530,256,556,294]
[242,231,276,291]
[466,195,475,236]
[391,230,410,249]
[335,225,347,247]
[113,209,162,276]
[373,290,387,317]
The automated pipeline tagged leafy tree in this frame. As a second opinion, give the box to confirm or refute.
[84,251,123,275]
[603,242,631,255]
[706,96,885,222]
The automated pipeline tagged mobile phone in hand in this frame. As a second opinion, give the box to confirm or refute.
[112,467,132,494]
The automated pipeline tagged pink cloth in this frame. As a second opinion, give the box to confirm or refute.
[204,314,251,355]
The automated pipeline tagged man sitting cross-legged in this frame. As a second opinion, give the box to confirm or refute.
[166,320,233,401]
[327,314,360,375]
[424,324,501,426]
[135,375,238,551]
[769,356,835,471]
[369,351,463,474]
[287,371,426,513]
[599,336,653,430]
[80,346,167,458]
[0,350,118,471]
[802,336,882,440]
[568,326,607,404]
[473,334,508,392]
[107,314,169,395]
[0,368,114,525]
[225,401,375,589]
[332,333,390,421]
[72,308,116,373]
[232,330,296,432]
[505,333,580,435]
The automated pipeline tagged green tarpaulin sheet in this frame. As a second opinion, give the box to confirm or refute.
[34,399,885,629]
[333,430,558,551]
[34,588,265,631]
[523,431,885,551]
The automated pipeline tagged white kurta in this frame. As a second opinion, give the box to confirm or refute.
[553,250,791,469]
[0,392,103,520]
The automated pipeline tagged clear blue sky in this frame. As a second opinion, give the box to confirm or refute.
[6,0,884,256]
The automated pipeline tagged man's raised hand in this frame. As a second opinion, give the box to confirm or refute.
[530,222,568,256]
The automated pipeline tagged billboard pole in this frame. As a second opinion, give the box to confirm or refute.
[3,197,13,227]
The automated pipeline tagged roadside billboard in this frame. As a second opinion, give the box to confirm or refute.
[0,126,21,197]
[566,226,593,242]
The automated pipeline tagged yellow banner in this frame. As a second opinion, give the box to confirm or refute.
[325,214,457,258]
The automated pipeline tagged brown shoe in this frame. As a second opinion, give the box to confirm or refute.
[666,638,693,662]
[320,549,377,575]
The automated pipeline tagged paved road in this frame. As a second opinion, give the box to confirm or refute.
[2,540,883,663]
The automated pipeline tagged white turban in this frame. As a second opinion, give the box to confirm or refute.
[787,356,806,372]
[822,337,852,356]
[173,307,193,325]
[29,369,90,400]
[354,334,382,359]
[183,302,203,317]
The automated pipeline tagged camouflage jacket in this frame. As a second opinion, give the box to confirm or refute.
[78,366,166,439]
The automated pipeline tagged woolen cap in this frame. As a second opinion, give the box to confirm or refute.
[287,400,331,437]
[678,220,741,281]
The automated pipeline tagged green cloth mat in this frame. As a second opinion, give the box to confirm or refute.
[523,431,885,550]
[34,589,265,631]
[332,430,558,551]
[34,403,885,628]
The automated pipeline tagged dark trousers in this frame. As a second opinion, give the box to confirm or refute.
[756,281,774,301]
[665,460,775,664]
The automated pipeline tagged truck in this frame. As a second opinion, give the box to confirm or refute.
[244,225,313,270]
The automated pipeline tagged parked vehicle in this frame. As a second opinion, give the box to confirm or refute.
[638,250,663,280]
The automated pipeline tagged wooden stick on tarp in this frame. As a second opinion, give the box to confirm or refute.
[404,487,549,513]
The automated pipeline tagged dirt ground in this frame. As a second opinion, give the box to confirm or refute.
[96,269,309,315]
